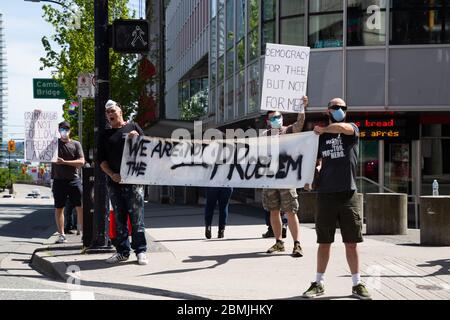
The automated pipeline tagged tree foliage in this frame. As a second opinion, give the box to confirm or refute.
[39,0,143,160]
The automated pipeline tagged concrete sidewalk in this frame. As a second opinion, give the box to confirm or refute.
[27,202,450,300]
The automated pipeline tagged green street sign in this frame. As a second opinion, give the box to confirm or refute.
[33,78,67,99]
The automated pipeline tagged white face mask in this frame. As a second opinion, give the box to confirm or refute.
[59,129,69,139]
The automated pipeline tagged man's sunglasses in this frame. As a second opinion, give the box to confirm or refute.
[269,115,282,121]
[328,105,347,111]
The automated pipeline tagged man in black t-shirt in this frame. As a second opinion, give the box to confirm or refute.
[98,100,148,266]
[51,121,85,244]
[302,98,371,300]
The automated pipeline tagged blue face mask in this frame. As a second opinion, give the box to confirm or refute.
[269,116,283,129]
[330,108,346,123]
[59,129,69,139]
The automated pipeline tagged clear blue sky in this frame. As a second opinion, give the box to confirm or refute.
[0,0,142,140]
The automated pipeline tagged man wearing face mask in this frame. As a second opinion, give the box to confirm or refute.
[262,95,308,258]
[51,121,85,244]
[302,98,371,300]
[98,100,148,266]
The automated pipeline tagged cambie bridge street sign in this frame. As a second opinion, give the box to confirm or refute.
[33,78,67,99]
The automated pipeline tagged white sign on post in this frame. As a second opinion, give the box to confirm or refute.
[77,73,95,98]
[24,110,59,162]
[260,43,310,113]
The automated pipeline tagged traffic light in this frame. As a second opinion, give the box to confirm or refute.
[112,19,149,54]
[7,140,15,153]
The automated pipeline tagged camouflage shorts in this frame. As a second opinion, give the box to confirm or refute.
[262,188,299,214]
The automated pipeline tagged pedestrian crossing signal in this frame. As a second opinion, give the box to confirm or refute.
[112,19,149,54]
[7,140,15,153]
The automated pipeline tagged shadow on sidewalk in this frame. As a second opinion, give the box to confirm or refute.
[143,251,287,276]
[0,205,54,239]
[417,259,450,277]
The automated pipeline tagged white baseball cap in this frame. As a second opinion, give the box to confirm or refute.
[105,99,118,109]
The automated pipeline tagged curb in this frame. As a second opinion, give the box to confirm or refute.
[30,247,74,282]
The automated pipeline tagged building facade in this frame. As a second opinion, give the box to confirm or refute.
[0,13,7,160]
[161,0,450,225]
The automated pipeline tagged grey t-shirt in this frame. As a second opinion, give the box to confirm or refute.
[51,139,84,180]
[316,123,359,193]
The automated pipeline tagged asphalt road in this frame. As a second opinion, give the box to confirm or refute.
[0,194,130,300]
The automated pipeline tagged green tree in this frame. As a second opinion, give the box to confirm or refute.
[0,168,17,189]
[179,89,208,121]
[39,0,144,159]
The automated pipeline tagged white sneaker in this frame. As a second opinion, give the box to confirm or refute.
[55,234,67,244]
[105,253,129,264]
[137,252,148,265]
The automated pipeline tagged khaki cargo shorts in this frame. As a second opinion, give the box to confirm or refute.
[262,188,299,214]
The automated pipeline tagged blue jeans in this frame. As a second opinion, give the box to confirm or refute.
[204,187,233,229]
[107,182,147,256]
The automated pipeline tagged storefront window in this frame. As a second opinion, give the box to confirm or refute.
[309,0,343,13]
[218,7,225,56]
[247,62,259,113]
[211,17,217,63]
[281,16,305,46]
[209,88,216,116]
[421,124,450,195]
[347,0,386,46]
[309,0,344,48]
[226,78,234,121]
[247,0,259,63]
[218,82,225,122]
[390,0,450,45]
[179,78,208,121]
[386,142,411,194]
[210,62,217,87]
[236,0,246,41]
[236,70,245,116]
[218,55,224,82]
[227,48,234,76]
[280,0,304,16]
[226,0,234,49]
[247,29,259,62]
[262,0,276,53]
[236,39,245,71]
[357,140,380,194]
[211,0,217,18]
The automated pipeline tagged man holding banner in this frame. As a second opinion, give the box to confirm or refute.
[263,96,308,258]
[99,100,148,266]
[302,98,371,300]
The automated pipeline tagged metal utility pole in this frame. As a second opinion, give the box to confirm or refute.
[90,0,111,249]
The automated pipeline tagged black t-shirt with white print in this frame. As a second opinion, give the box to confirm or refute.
[98,122,144,174]
[317,123,359,193]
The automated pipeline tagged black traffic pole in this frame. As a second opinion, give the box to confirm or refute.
[90,0,111,250]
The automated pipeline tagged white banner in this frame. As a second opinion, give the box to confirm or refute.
[24,110,59,162]
[260,43,310,113]
[120,131,319,189]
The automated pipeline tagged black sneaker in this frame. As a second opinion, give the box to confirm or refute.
[205,226,211,239]
[262,228,274,238]
[218,229,225,238]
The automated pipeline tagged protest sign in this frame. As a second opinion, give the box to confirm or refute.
[24,110,59,162]
[261,43,310,113]
[120,131,319,189]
